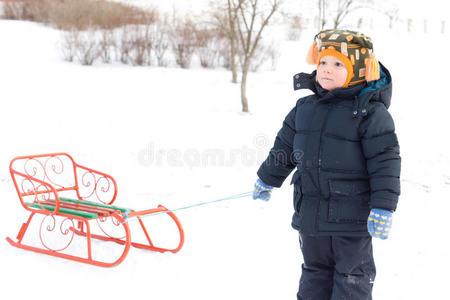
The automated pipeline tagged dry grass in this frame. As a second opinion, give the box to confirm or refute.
[2,0,157,30]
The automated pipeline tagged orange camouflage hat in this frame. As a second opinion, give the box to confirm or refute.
[306,29,380,87]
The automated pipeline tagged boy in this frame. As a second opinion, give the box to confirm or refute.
[253,29,400,300]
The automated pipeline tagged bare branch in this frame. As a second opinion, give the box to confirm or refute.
[249,0,279,59]
[333,0,373,29]
[231,0,283,112]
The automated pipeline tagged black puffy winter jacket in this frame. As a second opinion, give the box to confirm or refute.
[257,63,401,236]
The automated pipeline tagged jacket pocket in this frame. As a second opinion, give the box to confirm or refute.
[327,179,370,224]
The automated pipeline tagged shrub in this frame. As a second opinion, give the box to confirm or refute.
[118,26,132,64]
[128,25,150,66]
[249,42,279,72]
[217,37,232,70]
[98,29,115,63]
[60,29,79,62]
[170,15,197,69]
[75,30,100,66]
[287,15,304,41]
[195,28,221,68]
[152,21,170,67]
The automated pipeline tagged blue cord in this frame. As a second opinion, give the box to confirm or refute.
[122,191,253,223]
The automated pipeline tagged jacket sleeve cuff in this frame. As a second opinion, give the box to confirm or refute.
[370,198,397,212]
[256,169,283,188]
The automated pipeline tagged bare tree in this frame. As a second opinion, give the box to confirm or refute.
[232,0,281,112]
[316,0,373,30]
[318,0,326,30]
[226,0,245,83]
[332,0,374,29]
[332,0,353,29]
[375,0,398,30]
[209,0,244,83]
[384,7,398,29]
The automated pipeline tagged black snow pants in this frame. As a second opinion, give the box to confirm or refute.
[297,233,376,300]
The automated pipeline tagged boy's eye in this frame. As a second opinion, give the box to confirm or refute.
[335,62,343,67]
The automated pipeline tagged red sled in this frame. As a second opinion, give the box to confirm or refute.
[7,153,184,267]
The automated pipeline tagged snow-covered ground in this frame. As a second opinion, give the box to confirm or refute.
[1,11,450,300]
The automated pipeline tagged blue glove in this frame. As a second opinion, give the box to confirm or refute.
[367,208,393,240]
[252,178,273,201]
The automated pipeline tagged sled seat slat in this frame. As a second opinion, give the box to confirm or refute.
[25,202,99,218]
[24,197,131,218]
[59,197,130,214]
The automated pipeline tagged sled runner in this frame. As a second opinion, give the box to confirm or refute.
[6,153,184,267]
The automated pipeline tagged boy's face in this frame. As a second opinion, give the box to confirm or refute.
[316,55,348,90]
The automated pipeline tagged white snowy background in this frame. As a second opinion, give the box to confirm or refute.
[1,0,449,299]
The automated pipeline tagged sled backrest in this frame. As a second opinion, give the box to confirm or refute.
[10,153,118,214]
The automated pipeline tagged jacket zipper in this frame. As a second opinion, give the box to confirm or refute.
[317,105,331,197]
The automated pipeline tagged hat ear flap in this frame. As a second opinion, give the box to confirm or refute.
[306,41,318,65]
[365,54,380,82]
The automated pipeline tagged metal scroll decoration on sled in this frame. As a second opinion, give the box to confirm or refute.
[6,153,184,267]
